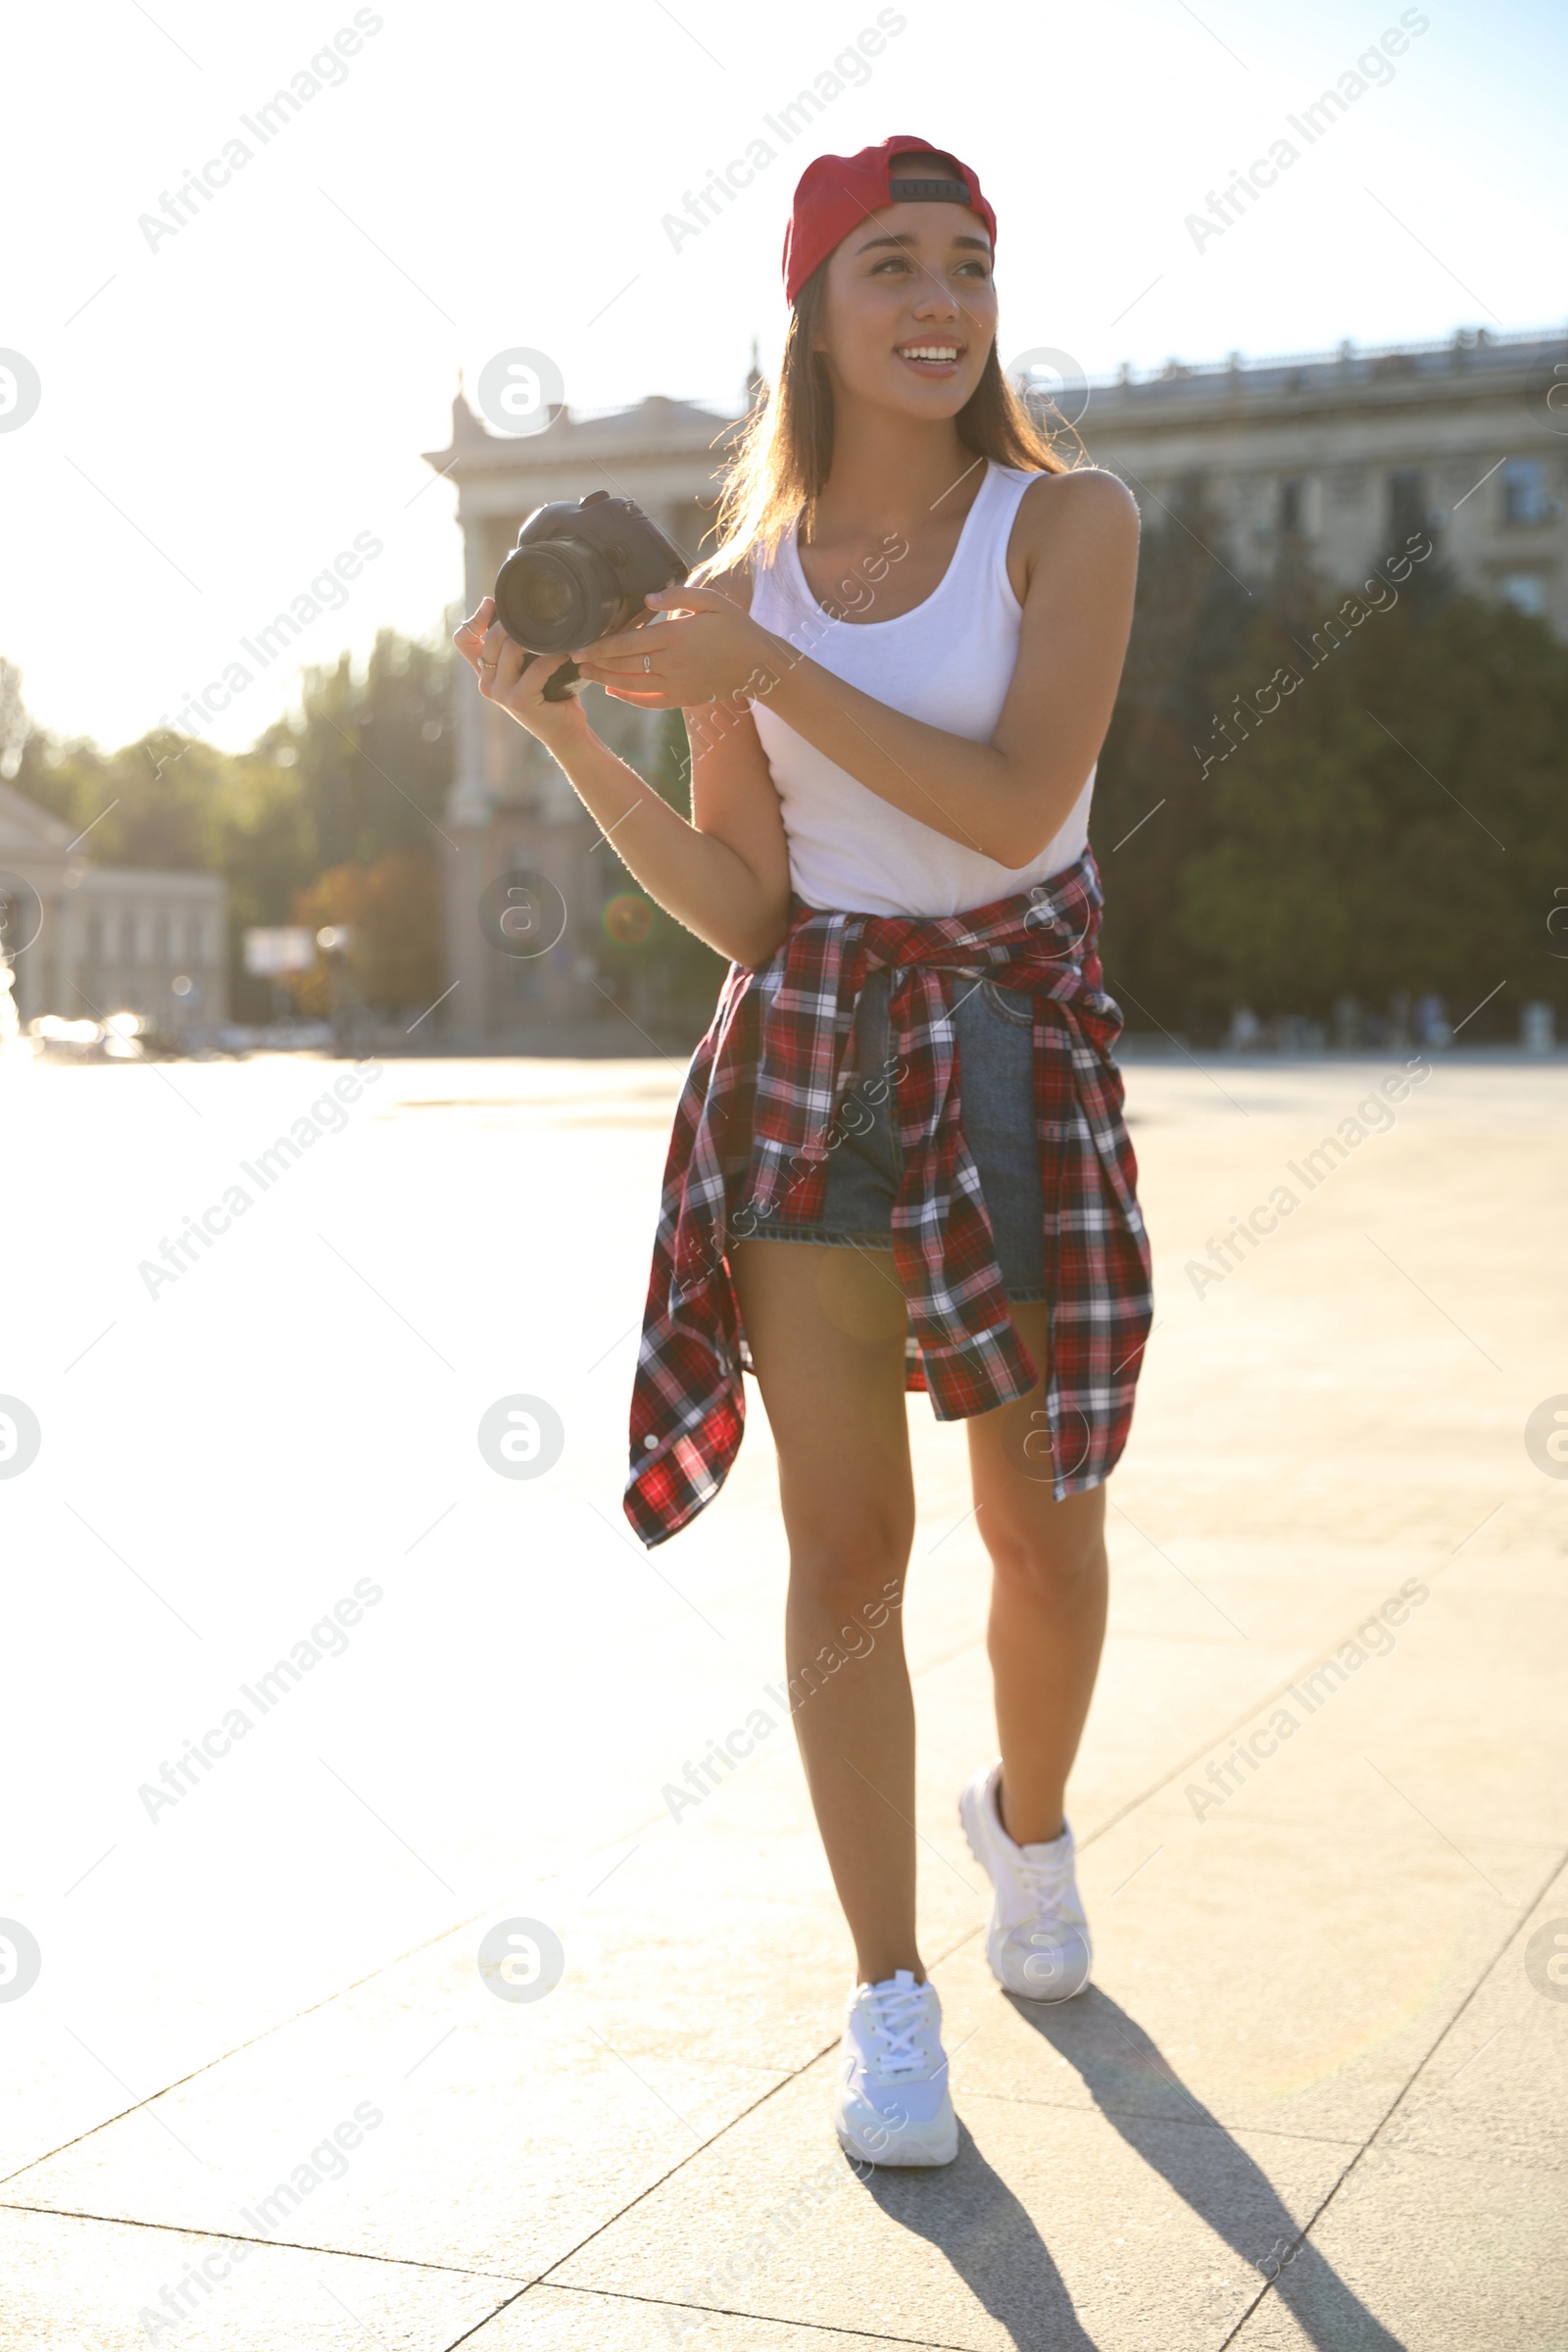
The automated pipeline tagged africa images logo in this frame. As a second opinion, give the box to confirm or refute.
[1524,1396,1568,1478]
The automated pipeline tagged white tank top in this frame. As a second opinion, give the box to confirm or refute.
[746,460,1094,917]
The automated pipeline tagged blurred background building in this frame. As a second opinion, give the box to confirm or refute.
[0,781,227,1039]
[427,325,1568,1046]
[1082,325,1568,626]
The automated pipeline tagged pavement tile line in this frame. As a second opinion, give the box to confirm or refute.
[0,1895,502,2193]
[0,2195,536,2284]
[1212,1838,1568,2352]
[0,1781,732,2193]
[483,2277,974,2352]
[439,2285,535,2352]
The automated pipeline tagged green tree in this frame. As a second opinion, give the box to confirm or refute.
[1092,478,1256,1031]
[13,725,235,869]
[291,849,442,1017]
[255,624,454,871]
[594,706,728,1035]
[1174,593,1568,1032]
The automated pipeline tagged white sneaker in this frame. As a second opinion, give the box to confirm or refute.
[959,1760,1092,2001]
[833,1969,958,2167]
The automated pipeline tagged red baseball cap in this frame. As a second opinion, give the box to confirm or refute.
[781,135,997,307]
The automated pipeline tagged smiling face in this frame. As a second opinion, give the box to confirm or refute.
[813,189,997,420]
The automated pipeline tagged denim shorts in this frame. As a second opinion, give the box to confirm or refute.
[742,964,1048,1301]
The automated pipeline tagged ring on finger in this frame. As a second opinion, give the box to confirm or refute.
[642,653,652,673]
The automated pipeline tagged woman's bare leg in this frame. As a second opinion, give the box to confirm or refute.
[966,1300,1108,1845]
[730,1236,921,1984]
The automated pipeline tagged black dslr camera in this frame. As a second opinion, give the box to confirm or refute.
[492,491,690,701]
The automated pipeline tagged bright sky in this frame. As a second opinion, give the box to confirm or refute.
[3,0,1565,753]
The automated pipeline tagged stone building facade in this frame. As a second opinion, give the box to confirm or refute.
[423,325,1568,1041]
[0,782,227,1036]
[1075,324,1568,626]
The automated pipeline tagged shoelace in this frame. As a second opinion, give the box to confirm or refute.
[864,1981,931,2078]
[1002,1843,1076,1943]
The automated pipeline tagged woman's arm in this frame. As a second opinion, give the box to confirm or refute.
[578,468,1141,870]
[454,587,793,970]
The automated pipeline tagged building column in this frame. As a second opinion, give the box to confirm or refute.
[443,514,496,1047]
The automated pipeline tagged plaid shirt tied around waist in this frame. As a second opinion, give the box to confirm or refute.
[623,849,1153,1548]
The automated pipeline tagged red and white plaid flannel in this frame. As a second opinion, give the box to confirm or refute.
[624,850,1152,1547]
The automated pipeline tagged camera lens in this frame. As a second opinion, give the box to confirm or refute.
[493,553,580,654]
[512,562,575,632]
[494,546,595,653]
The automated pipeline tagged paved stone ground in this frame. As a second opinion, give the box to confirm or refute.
[2,1046,1565,2350]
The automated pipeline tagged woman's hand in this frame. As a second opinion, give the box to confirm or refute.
[571,585,781,710]
[453,597,592,748]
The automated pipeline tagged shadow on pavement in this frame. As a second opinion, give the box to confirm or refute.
[854,2124,1103,2351]
[843,1987,1408,2350]
[1012,1987,1407,2350]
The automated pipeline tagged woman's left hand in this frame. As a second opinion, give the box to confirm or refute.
[572,585,778,710]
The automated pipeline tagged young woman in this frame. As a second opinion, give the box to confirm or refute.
[456,137,1152,2170]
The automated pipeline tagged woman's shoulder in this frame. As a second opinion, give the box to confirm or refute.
[1003,465,1139,604]
[1013,463,1140,537]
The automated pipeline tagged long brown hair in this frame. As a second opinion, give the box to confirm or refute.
[705,259,1073,577]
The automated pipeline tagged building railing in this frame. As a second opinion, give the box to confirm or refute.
[1079,322,1568,395]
